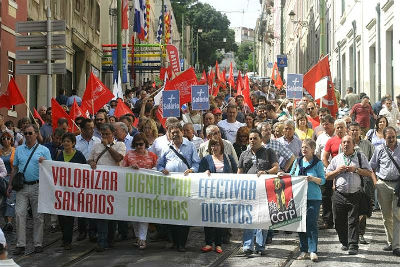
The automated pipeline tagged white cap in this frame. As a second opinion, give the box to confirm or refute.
[0,228,6,247]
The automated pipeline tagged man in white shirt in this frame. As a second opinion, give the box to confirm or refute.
[149,117,180,158]
[113,122,133,151]
[217,104,245,143]
[74,118,100,242]
[379,98,400,134]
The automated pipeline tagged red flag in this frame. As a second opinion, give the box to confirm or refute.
[303,56,338,115]
[271,62,283,89]
[166,44,180,73]
[243,75,255,112]
[114,98,133,118]
[222,69,226,83]
[199,70,207,85]
[51,98,72,131]
[236,71,244,92]
[0,78,26,109]
[164,67,198,105]
[81,72,115,115]
[215,61,224,82]
[228,62,235,88]
[236,78,243,96]
[208,69,215,95]
[33,108,45,125]
[121,0,129,29]
[156,106,167,129]
[69,99,86,120]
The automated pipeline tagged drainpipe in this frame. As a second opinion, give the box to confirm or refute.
[337,41,341,95]
[352,20,357,93]
[376,3,381,100]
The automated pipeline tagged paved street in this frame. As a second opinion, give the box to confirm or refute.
[5,210,397,267]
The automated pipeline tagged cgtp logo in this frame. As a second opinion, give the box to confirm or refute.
[265,175,300,229]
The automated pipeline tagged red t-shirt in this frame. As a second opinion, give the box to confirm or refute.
[350,103,373,128]
[122,150,158,169]
[308,115,320,129]
[324,135,342,158]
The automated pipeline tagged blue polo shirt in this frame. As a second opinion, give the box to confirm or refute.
[13,142,51,182]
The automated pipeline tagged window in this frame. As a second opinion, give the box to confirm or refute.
[75,0,80,12]
[8,58,15,81]
[95,2,100,32]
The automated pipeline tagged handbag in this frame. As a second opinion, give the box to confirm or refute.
[356,152,373,217]
[12,144,39,191]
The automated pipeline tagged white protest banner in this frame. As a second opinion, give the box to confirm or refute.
[39,161,308,231]
[314,76,328,100]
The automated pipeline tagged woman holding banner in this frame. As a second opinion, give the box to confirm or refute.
[199,138,238,254]
[122,133,158,250]
[289,139,325,262]
[54,133,87,250]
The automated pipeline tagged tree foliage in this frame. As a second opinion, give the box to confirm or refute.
[171,1,238,69]
[235,42,254,72]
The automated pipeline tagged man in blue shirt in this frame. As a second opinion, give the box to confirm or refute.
[8,124,51,255]
[157,123,200,252]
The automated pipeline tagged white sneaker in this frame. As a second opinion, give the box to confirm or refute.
[296,252,309,260]
[310,252,318,262]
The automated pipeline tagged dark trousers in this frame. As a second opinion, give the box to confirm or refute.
[204,227,223,246]
[96,219,116,248]
[78,217,96,237]
[168,225,189,248]
[332,191,360,249]
[321,180,334,227]
[58,215,74,244]
[359,215,367,236]
[117,221,128,238]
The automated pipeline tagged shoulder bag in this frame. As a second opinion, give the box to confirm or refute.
[169,145,191,170]
[356,152,373,217]
[383,147,400,207]
[12,144,39,191]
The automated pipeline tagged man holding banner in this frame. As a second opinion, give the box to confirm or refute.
[88,123,126,252]
[238,129,279,256]
[157,123,200,252]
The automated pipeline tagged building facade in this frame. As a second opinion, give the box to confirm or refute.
[256,0,400,103]
[233,27,255,44]
[27,0,103,109]
[0,0,28,121]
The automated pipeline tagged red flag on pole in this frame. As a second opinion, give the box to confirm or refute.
[69,99,86,120]
[228,62,235,88]
[0,78,26,109]
[243,75,255,112]
[236,71,244,93]
[81,72,115,115]
[33,108,45,126]
[164,67,198,105]
[114,98,134,118]
[199,70,207,85]
[156,106,167,129]
[51,98,72,131]
[303,56,338,115]
[121,0,129,29]
[271,62,283,89]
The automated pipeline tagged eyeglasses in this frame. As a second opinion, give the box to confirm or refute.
[24,132,34,136]
[1,137,11,141]
[96,118,105,121]
[307,107,315,111]
[135,143,145,147]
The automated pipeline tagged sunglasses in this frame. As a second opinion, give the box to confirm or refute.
[24,132,34,136]
[96,118,105,121]
[1,137,11,141]
[307,107,315,110]
[135,143,145,147]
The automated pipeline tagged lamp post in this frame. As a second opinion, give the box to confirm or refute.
[196,28,202,71]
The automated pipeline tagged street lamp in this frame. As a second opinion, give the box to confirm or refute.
[288,10,309,27]
[196,28,203,71]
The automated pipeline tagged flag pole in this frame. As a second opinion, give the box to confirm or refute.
[24,102,40,129]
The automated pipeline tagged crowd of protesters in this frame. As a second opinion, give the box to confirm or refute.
[0,76,399,264]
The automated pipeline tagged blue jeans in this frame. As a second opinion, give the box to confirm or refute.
[299,200,321,253]
[243,229,268,252]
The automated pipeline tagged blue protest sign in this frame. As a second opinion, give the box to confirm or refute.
[180,59,185,71]
[162,90,180,118]
[286,74,303,99]
[112,48,127,83]
[277,55,287,68]
[191,85,209,110]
